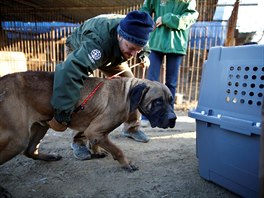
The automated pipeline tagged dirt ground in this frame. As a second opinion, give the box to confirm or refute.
[0,111,240,198]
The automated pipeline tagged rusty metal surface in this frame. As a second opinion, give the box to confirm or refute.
[0,0,143,22]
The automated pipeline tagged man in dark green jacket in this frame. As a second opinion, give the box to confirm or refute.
[48,11,154,160]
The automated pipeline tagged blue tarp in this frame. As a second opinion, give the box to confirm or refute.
[1,21,79,39]
[189,21,228,50]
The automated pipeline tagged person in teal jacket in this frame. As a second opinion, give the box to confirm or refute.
[48,11,154,160]
[140,0,198,126]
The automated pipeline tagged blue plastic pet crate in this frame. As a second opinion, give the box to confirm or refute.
[188,45,264,198]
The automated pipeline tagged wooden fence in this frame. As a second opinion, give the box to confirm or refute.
[0,0,226,109]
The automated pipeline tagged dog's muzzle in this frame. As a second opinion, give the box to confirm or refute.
[168,117,176,128]
[150,112,176,129]
[165,112,176,128]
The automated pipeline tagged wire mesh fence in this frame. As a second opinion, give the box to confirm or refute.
[0,0,224,109]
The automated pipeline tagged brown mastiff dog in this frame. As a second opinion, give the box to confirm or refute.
[0,71,176,170]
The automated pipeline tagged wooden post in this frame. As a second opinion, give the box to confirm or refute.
[160,56,166,84]
[224,0,239,46]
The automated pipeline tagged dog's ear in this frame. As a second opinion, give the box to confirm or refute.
[129,83,148,112]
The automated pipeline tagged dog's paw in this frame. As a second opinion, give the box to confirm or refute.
[47,154,62,161]
[91,152,108,159]
[24,152,62,161]
[0,186,12,198]
[36,153,62,161]
[122,162,139,172]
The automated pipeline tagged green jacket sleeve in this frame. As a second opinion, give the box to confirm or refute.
[162,0,199,30]
[140,0,155,14]
[140,0,155,58]
[51,35,106,111]
[67,36,106,72]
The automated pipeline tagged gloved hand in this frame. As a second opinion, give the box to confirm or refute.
[48,117,68,132]
[139,55,150,68]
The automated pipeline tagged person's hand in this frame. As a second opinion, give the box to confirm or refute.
[156,16,163,27]
[139,55,150,68]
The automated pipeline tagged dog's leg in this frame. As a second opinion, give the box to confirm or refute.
[89,141,108,159]
[0,185,12,198]
[0,130,27,165]
[96,136,138,172]
[23,122,62,161]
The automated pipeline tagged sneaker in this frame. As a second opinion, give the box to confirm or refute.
[141,120,150,128]
[71,143,91,160]
[122,130,150,143]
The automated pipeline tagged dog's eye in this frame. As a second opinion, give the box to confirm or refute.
[153,98,163,106]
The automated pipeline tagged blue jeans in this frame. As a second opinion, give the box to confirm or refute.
[142,50,183,121]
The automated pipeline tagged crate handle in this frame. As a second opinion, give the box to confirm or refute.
[220,116,260,136]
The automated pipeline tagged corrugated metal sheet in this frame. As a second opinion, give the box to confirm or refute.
[0,0,143,22]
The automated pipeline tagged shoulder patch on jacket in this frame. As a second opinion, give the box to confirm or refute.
[91,49,101,60]
[88,49,101,63]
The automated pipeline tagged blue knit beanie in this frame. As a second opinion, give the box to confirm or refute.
[117,11,154,47]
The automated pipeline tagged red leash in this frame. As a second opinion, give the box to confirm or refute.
[73,81,104,113]
[74,63,143,113]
